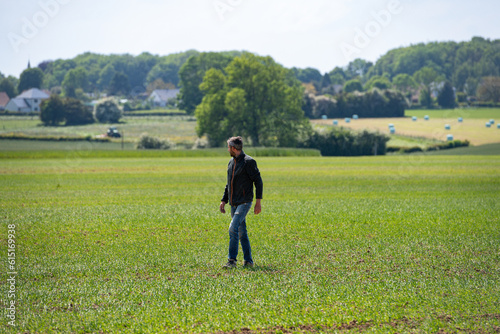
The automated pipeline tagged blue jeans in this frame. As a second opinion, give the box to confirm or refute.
[228,202,253,263]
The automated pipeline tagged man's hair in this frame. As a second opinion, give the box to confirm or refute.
[227,136,243,150]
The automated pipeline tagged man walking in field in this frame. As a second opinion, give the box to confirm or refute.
[220,136,263,269]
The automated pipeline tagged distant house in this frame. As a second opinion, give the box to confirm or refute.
[148,89,180,108]
[5,88,50,112]
[0,92,9,111]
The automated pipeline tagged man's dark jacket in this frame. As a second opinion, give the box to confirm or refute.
[222,151,263,206]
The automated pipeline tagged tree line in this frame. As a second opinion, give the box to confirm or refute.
[1,36,498,106]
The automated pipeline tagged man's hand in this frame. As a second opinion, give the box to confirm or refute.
[219,201,226,214]
[254,199,262,215]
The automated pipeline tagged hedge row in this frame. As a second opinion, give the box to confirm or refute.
[0,111,39,116]
[387,139,470,153]
[299,127,389,156]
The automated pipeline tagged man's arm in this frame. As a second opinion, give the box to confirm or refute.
[246,159,263,200]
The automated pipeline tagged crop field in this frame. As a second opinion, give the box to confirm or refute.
[0,115,198,145]
[1,154,499,333]
[314,108,500,146]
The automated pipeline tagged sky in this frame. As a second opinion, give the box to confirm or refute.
[1,0,499,78]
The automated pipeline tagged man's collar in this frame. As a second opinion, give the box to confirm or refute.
[234,150,245,161]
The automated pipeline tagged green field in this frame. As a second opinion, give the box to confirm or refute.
[0,115,198,146]
[1,154,499,333]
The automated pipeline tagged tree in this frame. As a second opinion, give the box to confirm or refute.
[178,52,236,115]
[108,72,130,96]
[392,74,418,94]
[18,68,44,93]
[344,79,363,93]
[0,78,17,98]
[97,64,116,90]
[146,78,176,94]
[292,67,323,84]
[94,99,122,123]
[302,94,316,119]
[320,73,332,89]
[465,77,479,97]
[329,67,347,85]
[40,95,65,126]
[364,76,392,91]
[64,98,94,125]
[196,53,309,147]
[345,59,373,80]
[62,67,89,98]
[419,87,433,109]
[437,81,456,108]
[477,76,500,102]
[146,62,180,87]
[413,66,440,87]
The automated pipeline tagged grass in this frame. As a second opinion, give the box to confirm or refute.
[1,155,499,333]
[0,115,198,145]
[406,107,500,119]
[415,142,500,156]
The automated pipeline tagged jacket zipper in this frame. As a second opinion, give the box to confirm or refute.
[230,159,236,205]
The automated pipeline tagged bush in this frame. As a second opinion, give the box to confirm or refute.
[40,95,65,126]
[299,127,389,156]
[192,137,210,149]
[388,140,470,154]
[456,92,467,103]
[136,134,174,150]
[428,140,470,151]
[94,99,122,123]
[402,146,424,153]
[64,98,94,125]
[313,95,337,119]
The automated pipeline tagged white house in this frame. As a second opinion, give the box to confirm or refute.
[148,89,180,108]
[5,88,50,112]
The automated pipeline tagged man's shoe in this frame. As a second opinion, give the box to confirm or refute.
[243,261,254,268]
[223,259,237,269]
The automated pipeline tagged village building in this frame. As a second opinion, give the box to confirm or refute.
[148,89,180,108]
[4,88,50,112]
